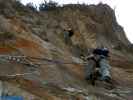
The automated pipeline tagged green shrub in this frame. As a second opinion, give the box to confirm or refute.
[13,0,30,15]
[0,32,15,40]
[26,2,37,11]
[39,0,59,11]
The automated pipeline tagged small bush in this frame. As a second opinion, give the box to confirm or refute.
[13,0,30,15]
[0,32,15,40]
[26,2,37,11]
[14,0,25,10]
[39,0,59,11]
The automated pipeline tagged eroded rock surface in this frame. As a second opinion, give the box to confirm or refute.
[0,0,133,100]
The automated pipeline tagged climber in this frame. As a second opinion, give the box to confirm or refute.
[63,28,74,45]
[85,47,111,83]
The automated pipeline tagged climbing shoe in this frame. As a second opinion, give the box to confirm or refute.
[103,76,112,83]
[85,76,91,81]
[85,74,93,81]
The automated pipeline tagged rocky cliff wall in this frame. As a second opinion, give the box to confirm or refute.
[0,0,133,100]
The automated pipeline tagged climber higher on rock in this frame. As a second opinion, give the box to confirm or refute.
[63,28,74,45]
[85,47,111,83]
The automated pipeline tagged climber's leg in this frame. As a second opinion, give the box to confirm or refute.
[99,58,111,82]
[85,59,96,80]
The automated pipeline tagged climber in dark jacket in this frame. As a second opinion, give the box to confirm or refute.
[63,28,74,45]
[85,47,111,83]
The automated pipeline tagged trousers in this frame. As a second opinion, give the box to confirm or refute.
[85,57,111,79]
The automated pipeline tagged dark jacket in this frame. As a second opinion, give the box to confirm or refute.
[93,48,109,57]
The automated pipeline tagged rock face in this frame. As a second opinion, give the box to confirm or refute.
[0,0,133,100]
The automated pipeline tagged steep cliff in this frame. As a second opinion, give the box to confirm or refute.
[0,0,133,100]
